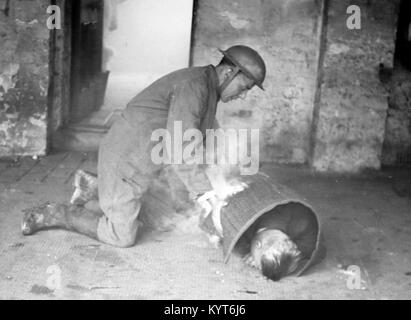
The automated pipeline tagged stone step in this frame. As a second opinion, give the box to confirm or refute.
[52,110,121,152]
[52,125,108,152]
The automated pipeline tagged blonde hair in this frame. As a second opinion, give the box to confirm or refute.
[252,229,302,281]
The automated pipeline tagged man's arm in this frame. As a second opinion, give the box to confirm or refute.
[165,79,213,198]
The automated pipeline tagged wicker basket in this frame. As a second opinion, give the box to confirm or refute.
[202,172,325,277]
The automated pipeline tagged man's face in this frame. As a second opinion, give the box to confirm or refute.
[220,71,255,103]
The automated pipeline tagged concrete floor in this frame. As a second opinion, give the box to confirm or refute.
[0,151,411,300]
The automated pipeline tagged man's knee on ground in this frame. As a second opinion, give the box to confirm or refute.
[97,217,138,248]
[113,236,136,248]
[102,230,136,248]
[111,226,137,248]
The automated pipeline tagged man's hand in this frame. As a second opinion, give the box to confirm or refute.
[197,164,249,239]
[197,177,248,238]
[214,178,248,199]
[205,165,248,200]
[197,191,226,237]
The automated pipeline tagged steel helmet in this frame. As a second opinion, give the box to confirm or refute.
[219,45,266,90]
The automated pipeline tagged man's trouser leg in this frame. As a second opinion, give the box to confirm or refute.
[95,116,159,248]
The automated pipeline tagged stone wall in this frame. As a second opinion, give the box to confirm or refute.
[191,0,324,164]
[0,0,403,173]
[311,0,399,172]
[0,0,50,157]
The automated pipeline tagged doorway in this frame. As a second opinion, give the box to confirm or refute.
[381,0,411,168]
[102,0,194,112]
[69,0,109,123]
[51,0,195,151]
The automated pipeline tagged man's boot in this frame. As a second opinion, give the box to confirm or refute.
[70,170,99,205]
[22,202,101,241]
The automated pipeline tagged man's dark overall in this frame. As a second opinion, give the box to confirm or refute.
[96,65,220,247]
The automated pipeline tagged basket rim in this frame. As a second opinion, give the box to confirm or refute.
[223,198,322,277]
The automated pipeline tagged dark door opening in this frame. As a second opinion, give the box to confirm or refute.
[69,0,109,123]
[51,0,194,151]
[394,0,411,71]
[381,0,411,168]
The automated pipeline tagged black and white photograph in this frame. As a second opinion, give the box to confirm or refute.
[0,0,410,303]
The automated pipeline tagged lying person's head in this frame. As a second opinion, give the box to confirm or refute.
[250,228,302,281]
